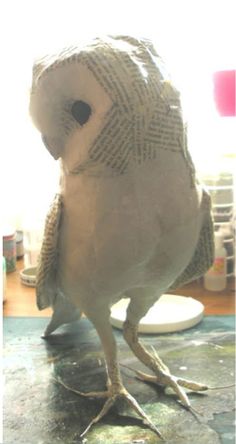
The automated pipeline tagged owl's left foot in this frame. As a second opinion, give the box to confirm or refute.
[122,358,208,411]
[123,320,208,412]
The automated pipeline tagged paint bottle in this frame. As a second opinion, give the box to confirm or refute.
[204,231,227,291]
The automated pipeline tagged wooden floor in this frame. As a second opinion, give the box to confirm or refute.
[3,259,235,317]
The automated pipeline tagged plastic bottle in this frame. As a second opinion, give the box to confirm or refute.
[204,231,227,291]
[23,225,43,267]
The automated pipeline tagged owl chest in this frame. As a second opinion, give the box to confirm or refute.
[64,182,147,250]
[60,173,163,278]
[59,162,200,293]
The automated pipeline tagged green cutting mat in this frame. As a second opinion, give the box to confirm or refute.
[3,316,235,444]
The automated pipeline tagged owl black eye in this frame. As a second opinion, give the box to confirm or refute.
[71,100,91,125]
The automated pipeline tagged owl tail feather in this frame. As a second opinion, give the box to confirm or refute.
[42,291,81,337]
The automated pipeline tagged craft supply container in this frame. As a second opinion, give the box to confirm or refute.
[3,230,16,272]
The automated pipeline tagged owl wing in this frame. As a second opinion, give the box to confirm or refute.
[170,189,214,289]
[36,193,62,309]
[36,193,81,336]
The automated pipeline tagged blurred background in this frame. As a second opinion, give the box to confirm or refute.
[1,0,235,277]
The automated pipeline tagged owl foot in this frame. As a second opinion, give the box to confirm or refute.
[123,321,210,412]
[123,364,208,412]
[121,337,211,414]
[53,377,164,439]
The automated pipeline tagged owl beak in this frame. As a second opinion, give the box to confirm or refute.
[42,135,61,160]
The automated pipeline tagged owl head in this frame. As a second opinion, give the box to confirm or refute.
[30,35,183,176]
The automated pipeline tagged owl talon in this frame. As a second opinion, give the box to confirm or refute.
[54,377,163,439]
[52,376,108,398]
[79,387,164,439]
[121,363,208,410]
[123,321,211,410]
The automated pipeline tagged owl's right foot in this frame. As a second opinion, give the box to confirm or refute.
[53,377,164,439]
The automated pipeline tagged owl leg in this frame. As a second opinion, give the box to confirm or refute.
[55,303,163,439]
[123,292,208,411]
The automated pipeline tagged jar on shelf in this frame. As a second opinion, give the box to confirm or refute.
[204,231,227,291]
[3,229,16,273]
[16,230,24,259]
[202,171,235,278]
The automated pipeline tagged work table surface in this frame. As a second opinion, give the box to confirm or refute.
[3,259,235,317]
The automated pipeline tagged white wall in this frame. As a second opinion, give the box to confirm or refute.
[1,0,235,229]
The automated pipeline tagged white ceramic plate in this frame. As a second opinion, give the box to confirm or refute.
[110,294,204,333]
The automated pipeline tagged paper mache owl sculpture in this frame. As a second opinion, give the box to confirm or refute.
[29,35,214,438]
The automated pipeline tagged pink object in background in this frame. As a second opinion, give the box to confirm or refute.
[213,70,236,117]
